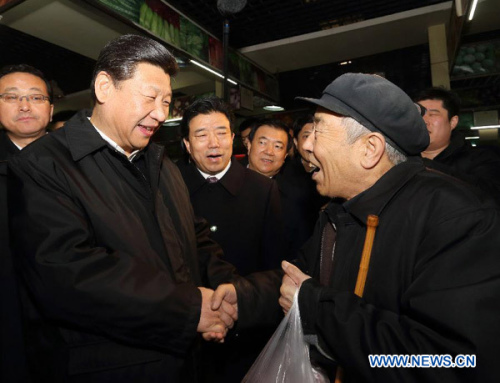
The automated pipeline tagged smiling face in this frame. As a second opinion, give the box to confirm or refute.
[303,109,365,199]
[0,72,53,146]
[419,99,458,158]
[91,62,172,156]
[248,125,288,177]
[183,112,234,175]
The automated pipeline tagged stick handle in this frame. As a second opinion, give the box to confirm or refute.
[354,215,379,297]
[335,214,379,383]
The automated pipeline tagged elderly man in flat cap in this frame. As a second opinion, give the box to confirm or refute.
[213,73,500,382]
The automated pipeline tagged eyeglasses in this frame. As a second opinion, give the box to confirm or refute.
[0,93,51,104]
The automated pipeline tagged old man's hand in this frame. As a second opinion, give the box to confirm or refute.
[279,261,311,314]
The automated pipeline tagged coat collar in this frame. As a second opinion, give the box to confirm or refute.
[65,109,108,162]
[63,109,163,167]
[326,157,425,225]
[0,129,20,161]
[434,131,468,161]
[183,157,245,197]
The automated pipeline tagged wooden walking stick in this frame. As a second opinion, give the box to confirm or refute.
[334,214,379,383]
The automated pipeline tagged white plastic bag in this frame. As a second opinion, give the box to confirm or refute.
[242,291,329,383]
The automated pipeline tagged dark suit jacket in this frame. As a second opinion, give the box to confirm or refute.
[177,158,284,276]
[275,156,329,260]
[0,130,30,382]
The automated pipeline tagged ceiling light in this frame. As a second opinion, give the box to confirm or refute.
[339,61,352,66]
[190,60,237,85]
[464,136,480,140]
[468,0,478,21]
[470,125,500,130]
[263,105,285,111]
[163,117,182,126]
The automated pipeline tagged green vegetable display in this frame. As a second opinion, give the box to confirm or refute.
[98,0,141,23]
[452,40,500,78]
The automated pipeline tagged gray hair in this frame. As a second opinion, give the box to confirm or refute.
[340,116,407,165]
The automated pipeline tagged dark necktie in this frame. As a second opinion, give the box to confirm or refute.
[207,176,218,183]
[320,222,336,286]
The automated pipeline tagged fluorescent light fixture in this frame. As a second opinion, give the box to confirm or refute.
[468,0,479,20]
[471,143,477,147]
[339,61,352,66]
[190,60,238,85]
[470,125,500,130]
[465,136,480,140]
[263,105,285,111]
[163,117,182,126]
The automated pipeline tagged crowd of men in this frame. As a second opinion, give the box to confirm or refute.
[1,34,500,383]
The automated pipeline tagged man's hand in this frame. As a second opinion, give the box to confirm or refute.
[197,287,235,343]
[279,261,311,314]
[212,283,238,322]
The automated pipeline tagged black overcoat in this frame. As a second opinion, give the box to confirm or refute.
[235,158,500,382]
[8,111,238,383]
[177,158,284,276]
[423,131,500,206]
[296,158,500,382]
[1,130,31,382]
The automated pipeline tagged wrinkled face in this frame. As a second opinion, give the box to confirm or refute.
[240,127,251,149]
[419,99,456,152]
[303,109,361,199]
[184,112,234,175]
[98,63,172,155]
[294,122,314,162]
[248,125,288,177]
[0,72,53,142]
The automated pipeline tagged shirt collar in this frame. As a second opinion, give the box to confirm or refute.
[88,117,141,162]
[197,160,231,180]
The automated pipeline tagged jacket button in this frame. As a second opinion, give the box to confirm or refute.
[210,225,218,232]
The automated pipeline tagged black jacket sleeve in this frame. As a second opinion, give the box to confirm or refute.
[8,153,201,356]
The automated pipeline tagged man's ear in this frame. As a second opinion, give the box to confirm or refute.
[183,138,191,154]
[94,71,114,104]
[450,115,459,131]
[49,104,54,122]
[360,133,385,169]
[247,140,252,155]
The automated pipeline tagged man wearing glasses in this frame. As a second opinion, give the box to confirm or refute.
[0,64,53,150]
[0,64,53,382]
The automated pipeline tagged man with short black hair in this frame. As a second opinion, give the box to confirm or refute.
[415,87,500,205]
[177,95,284,382]
[0,63,53,383]
[8,35,238,383]
[247,119,292,178]
[178,95,284,276]
[0,64,53,149]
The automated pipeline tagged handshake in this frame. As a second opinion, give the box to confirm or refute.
[196,261,311,343]
[196,284,238,343]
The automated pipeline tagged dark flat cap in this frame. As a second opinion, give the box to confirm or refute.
[296,73,429,156]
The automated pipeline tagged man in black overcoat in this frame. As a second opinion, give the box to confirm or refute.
[1,64,54,383]
[415,87,500,205]
[177,96,285,382]
[7,35,238,383]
